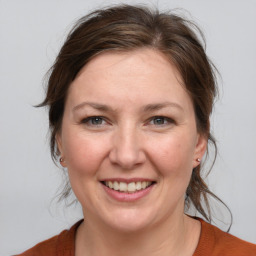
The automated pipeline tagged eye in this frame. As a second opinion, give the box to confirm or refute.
[148,116,174,126]
[81,116,107,126]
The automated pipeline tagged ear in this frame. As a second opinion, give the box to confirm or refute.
[56,133,67,167]
[193,133,207,168]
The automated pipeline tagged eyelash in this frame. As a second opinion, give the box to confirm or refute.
[147,116,175,126]
[81,115,175,128]
[81,116,107,126]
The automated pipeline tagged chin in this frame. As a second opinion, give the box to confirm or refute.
[100,207,159,233]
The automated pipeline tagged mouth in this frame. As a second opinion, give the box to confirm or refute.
[101,180,156,193]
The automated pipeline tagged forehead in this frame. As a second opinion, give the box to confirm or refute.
[77,48,182,82]
[67,48,193,111]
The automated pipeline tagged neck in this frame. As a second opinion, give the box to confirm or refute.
[75,212,201,256]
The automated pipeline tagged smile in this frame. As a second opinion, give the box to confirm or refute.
[102,181,155,193]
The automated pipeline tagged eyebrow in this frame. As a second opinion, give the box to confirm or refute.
[72,102,114,112]
[72,101,183,113]
[143,102,184,112]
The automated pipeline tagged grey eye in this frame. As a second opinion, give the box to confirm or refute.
[152,117,167,125]
[82,116,106,126]
[90,117,103,125]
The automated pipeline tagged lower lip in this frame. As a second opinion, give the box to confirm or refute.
[102,183,155,202]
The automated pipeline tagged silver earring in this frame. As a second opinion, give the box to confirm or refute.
[196,158,201,162]
[60,157,64,163]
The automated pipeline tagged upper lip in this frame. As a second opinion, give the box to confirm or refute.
[100,178,156,183]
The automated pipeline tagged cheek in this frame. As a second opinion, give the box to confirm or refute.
[148,133,195,177]
[62,129,108,177]
[61,131,109,206]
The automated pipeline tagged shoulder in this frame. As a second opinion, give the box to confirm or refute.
[194,218,256,256]
[15,220,83,256]
[16,234,60,256]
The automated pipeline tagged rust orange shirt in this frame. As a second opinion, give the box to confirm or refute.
[17,218,256,256]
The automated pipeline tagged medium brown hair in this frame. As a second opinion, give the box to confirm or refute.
[40,4,230,224]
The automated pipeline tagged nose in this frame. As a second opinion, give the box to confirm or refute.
[109,125,146,170]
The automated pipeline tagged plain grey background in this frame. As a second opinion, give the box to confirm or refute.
[1,0,256,255]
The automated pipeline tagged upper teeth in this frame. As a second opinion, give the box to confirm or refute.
[104,181,153,193]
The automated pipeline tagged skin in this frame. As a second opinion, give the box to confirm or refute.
[57,48,207,256]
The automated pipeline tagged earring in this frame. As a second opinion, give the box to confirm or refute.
[60,157,64,163]
[196,158,201,162]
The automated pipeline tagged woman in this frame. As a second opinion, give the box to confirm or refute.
[18,4,256,256]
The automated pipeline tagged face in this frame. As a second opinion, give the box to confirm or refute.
[57,49,206,232]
